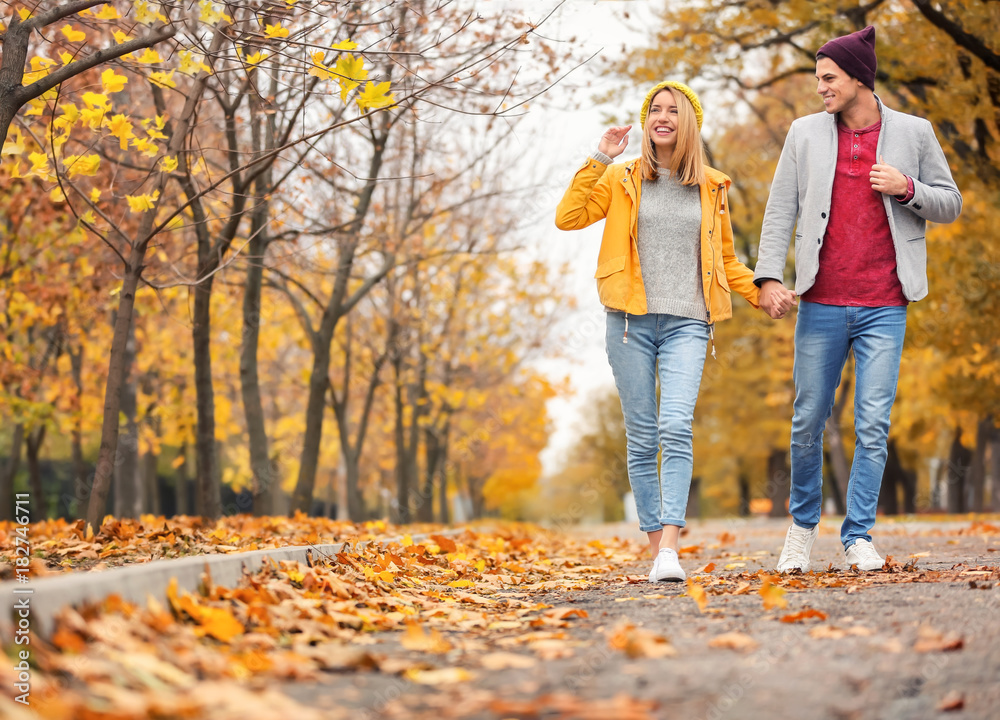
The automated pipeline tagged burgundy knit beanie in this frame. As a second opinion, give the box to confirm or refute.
[816,25,877,90]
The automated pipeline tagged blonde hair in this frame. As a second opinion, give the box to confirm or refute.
[640,87,706,186]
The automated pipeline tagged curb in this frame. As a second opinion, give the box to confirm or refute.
[0,529,462,640]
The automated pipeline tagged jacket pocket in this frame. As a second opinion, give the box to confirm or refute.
[714,270,731,293]
[594,255,626,278]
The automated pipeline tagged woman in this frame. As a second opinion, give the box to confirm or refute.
[555,80,762,582]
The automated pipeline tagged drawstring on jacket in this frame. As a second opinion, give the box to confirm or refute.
[709,324,716,359]
[623,313,629,344]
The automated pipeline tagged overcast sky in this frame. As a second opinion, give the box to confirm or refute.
[496,0,655,474]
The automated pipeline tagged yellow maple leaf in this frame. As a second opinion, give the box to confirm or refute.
[59,51,74,66]
[331,39,358,52]
[53,103,79,129]
[24,98,47,116]
[50,187,66,203]
[264,23,289,38]
[17,8,32,20]
[80,108,107,130]
[105,113,135,150]
[178,50,211,77]
[160,156,178,173]
[96,4,120,20]
[61,25,86,42]
[27,152,51,178]
[101,68,128,94]
[244,50,268,66]
[148,70,176,88]
[355,80,395,111]
[90,188,102,202]
[64,153,101,177]
[80,210,97,224]
[334,54,367,102]
[134,48,162,64]
[24,56,55,85]
[126,190,160,213]
[113,30,134,44]
[131,137,159,158]
[199,0,232,26]
[307,52,333,81]
[133,0,167,26]
[82,92,110,110]
[2,130,25,156]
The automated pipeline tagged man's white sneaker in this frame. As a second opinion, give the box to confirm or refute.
[776,523,819,573]
[845,538,884,571]
[652,548,686,582]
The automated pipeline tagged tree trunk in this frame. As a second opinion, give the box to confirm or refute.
[25,425,46,519]
[292,337,331,513]
[69,346,88,520]
[344,450,364,521]
[175,442,189,516]
[393,356,412,524]
[969,414,992,513]
[418,427,441,523]
[738,473,750,517]
[437,423,451,524]
[946,427,972,514]
[141,411,161,517]
[242,62,277,518]
[767,449,789,518]
[990,423,1000,512]
[879,439,901,515]
[1,423,24,521]
[241,219,276,517]
[87,246,149,529]
[192,273,221,519]
[291,121,390,514]
[114,316,140,519]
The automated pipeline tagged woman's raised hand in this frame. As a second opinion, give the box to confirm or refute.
[598,125,632,159]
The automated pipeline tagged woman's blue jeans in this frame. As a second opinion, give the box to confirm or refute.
[606,312,709,532]
[790,300,907,548]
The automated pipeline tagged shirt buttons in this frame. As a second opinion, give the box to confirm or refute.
[817,238,822,244]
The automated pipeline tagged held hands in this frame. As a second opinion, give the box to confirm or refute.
[760,280,797,320]
[598,125,632,159]
[870,155,908,196]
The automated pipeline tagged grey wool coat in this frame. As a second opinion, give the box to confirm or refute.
[753,96,962,301]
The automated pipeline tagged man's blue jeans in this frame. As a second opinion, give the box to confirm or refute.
[790,300,907,548]
[606,312,709,532]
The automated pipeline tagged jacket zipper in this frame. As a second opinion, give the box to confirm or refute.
[623,162,636,344]
[706,183,723,359]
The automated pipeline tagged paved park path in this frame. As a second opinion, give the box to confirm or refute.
[281,516,999,720]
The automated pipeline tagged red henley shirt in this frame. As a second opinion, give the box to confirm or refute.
[802,120,910,307]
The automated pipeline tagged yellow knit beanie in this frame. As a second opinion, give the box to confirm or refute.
[639,80,703,131]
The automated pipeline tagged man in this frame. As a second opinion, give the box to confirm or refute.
[754,26,962,571]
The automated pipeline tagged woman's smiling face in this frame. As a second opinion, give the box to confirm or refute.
[645,89,679,155]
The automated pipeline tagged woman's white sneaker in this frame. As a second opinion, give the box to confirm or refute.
[845,538,884,571]
[776,523,819,572]
[647,554,660,582]
[652,548,686,582]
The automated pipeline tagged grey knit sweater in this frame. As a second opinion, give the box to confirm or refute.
[594,151,706,320]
